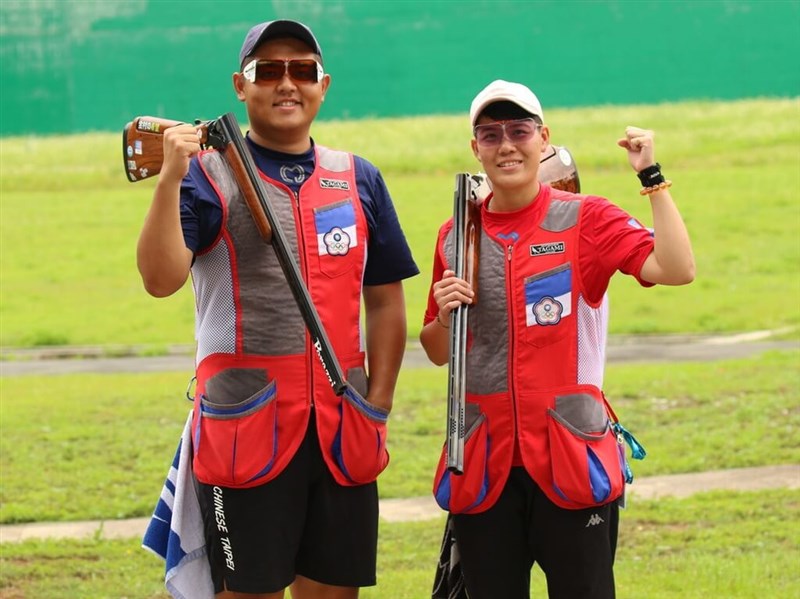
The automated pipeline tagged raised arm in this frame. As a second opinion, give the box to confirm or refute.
[135,124,200,297]
[618,126,695,286]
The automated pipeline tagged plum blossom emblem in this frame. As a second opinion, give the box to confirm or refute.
[323,227,351,256]
[532,296,563,325]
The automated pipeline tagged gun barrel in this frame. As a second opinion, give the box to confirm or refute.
[445,173,474,474]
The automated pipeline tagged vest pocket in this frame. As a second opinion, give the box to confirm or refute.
[546,392,625,507]
[314,200,358,278]
[331,383,390,484]
[194,379,278,487]
[522,263,572,348]
[433,403,490,514]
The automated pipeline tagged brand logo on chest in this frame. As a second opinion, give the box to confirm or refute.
[529,242,565,256]
[320,178,350,190]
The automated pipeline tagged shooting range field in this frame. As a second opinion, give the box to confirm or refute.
[1,99,798,597]
[1,98,799,349]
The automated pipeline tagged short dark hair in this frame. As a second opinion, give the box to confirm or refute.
[478,101,542,124]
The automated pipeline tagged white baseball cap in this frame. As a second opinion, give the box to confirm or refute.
[469,80,544,126]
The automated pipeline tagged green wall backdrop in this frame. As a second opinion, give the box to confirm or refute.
[1,0,798,137]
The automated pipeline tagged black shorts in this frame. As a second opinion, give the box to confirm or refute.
[195,410,379,594]
[452,467,619,599]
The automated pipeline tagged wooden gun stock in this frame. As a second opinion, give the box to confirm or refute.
[122,116,209,182]
[464,190,480,303]
[220,135,273,244]
[540,144,580,193]
[123,115,271,243]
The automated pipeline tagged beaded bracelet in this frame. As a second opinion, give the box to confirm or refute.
[640,180,673,196]
[436,312,450,329]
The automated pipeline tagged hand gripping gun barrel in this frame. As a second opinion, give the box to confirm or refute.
[122,113,347,395]
[446,144,580,474]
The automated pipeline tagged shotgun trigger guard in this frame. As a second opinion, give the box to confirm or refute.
[203,118,226,149]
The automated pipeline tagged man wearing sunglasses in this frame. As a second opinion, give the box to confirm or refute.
[419,80,695,599]
[137,19,418,599]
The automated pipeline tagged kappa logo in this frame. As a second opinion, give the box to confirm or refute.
[530,242,565,256]
[586,513,605,527]
[320,178,350,190]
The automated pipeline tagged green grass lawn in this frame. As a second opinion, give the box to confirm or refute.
[1,98,799,349]
[1,490,797,598]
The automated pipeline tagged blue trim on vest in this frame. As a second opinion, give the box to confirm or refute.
[199,384,277,417]
[344,387,388,423]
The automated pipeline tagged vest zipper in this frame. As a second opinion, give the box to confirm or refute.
[505,244,520,452]
[290,187,315,409]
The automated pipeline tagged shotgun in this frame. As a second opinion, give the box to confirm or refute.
[445,173,478,473]
[122,113,347,394]
[445,144,581,474]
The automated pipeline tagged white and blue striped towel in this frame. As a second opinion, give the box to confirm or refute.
[142,410,214,599]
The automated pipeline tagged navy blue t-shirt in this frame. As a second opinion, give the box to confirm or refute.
[179,134,419,285]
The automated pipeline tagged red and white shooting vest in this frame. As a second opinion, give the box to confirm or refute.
[433,186,627,512]
[189,145,389,488]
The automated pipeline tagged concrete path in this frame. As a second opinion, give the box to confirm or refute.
[1,465,798,543]
[2,331,798,376]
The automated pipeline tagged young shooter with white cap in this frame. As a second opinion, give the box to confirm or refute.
[137,19,418,599]
[421,80,694,599]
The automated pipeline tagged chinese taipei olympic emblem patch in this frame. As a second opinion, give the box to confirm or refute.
[323,227,351,256]
[532,296,564,325]
[315,201,357,257]
[525,266,572,326]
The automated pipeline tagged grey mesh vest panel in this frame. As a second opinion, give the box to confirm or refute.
[540,199,580,232]
[192,151,305,360]
[317,146,351,172]
[192,236,237,360]
[444,226,510,396]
